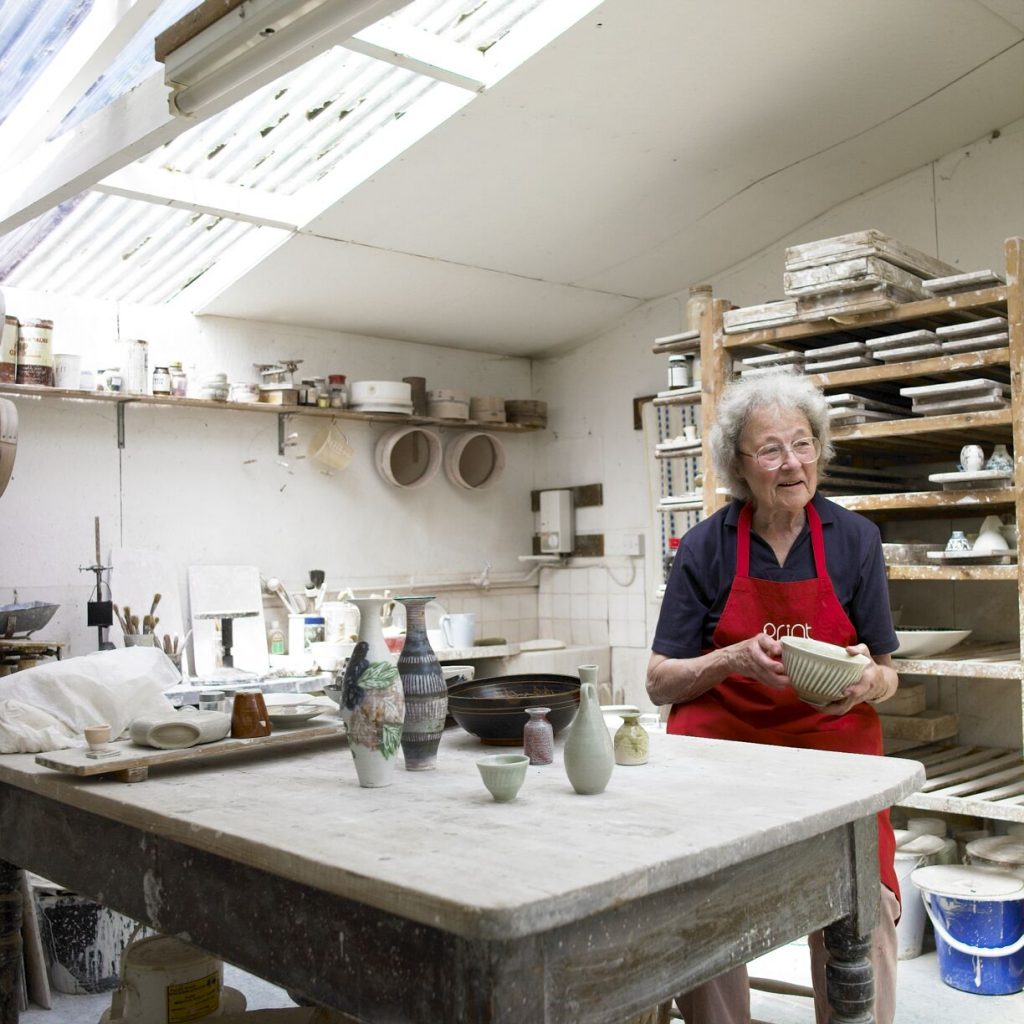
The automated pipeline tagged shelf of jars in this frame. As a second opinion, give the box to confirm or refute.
[0,381,543,454]
[888,743,1024,825]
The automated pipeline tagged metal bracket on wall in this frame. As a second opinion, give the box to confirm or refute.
[277,413,291,456]
[116,401,126,449]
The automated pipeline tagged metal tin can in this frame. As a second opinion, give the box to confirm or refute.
[152,366,171,395]
[0,317,18,383]
[16,318,53,386]
[125,339,149,394]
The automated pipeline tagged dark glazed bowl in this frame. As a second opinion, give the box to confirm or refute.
[446,674,581,745]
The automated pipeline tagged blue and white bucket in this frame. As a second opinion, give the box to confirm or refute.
[911,864,1024,995]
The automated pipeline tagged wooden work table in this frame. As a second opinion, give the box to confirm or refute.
[0,728,923,1023]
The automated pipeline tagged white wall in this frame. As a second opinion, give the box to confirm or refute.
[0,298,537,655]
[534,118,1024,720]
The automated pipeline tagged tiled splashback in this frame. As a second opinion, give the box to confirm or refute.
[432,560,649,649]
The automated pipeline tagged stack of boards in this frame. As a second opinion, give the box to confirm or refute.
[826,392,913,428]
[900,378,1011,416]
[724,230,973,333]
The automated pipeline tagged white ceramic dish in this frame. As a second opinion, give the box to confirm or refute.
[780,636,870,706]
[350,401,414,415]
[893,629,972,658]
[349,380,412,405]
[263,693,335,709]
[266,703,329,724]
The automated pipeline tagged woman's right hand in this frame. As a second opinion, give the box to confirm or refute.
[726,632,790,689]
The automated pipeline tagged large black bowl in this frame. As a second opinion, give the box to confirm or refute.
[447,673,581,745]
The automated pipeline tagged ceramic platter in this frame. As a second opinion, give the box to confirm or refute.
[349,401,414,415]
[893,629,972,658]
[926,550,1017,565]
[928,469,1013,490]
[267,704,330,724]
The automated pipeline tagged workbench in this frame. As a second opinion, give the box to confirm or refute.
[0,728,923,1023]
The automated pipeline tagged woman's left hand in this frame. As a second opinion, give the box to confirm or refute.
[816,644,897,716]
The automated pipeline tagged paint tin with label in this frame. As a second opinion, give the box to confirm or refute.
[15,318,53,385]
[667,355,691,389]
[0,317,17,383]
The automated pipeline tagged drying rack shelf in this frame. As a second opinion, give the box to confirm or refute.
[890,743,1024,824]
[0,382,542,455]
[893,642,1022,680]
[831,490,1016,514]
[885,564,1017,582]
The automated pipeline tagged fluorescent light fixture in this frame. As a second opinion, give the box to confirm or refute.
[157,0,408,117]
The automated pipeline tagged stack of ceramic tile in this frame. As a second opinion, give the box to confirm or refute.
[783,230,959,322]
[722,299,799,334]
[738,349,805,376]
[864,329,942,364]
[935,316,1009,354]
[900,378,1011,416]
[803,340,877,374]
[826,392,913,427]
[923,269,1006,295]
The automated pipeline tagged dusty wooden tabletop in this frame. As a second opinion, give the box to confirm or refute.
[0,727,923,940]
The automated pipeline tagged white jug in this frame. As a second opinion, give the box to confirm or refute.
[440,612,476,649]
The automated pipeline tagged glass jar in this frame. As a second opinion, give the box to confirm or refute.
[169,362,187,396]
[328,374,348,408]
[668,355,691,389]
[152,365,171,395]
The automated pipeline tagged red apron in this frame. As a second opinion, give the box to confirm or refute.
[667,501,899,899]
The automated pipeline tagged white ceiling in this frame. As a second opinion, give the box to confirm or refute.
[39,0,1024,358]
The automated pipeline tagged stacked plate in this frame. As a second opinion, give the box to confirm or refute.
[349,380,413,415]
[935,317,1009,355]
[427,388,470,420]
[900,378,1011,416]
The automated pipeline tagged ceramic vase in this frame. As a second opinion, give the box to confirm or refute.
[974,515,1010,553]
[578,664,599,687]
[339,597,405,788]
[959,444,985,473]
[523,707,554,765]
[563,682,614,795]
[614,711,650,766]
[945,530,971,553]
[985,443,1013,471]
[395,595,447,771]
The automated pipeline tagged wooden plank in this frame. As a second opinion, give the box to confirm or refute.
[784,231,960,279]
[19,872,49,1011]
[719,286,1008,349]
[831,489,1015,512]
[874,683,926,716]
[832,407,1013,442]
[892,642,1022,680]
[809,346,1010,387]
[530,484,602,512]
[885,564,1017,582]
[878,710,958,742]
[920,752,1022,790]
[784,256,929,299]
[34,722,345,779]
[155,0,247,62]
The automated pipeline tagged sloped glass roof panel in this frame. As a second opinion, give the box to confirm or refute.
[0,0,582,305]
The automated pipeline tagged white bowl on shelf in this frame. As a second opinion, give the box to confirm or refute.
[893,629,972,658]
[780,636,870,707]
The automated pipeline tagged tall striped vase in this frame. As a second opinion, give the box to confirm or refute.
[395,595,448,771]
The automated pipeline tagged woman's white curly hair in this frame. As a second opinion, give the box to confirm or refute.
[707,368,834,501]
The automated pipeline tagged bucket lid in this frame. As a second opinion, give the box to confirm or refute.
[126,935,221,971]
[895,833,946,857]
[965,836,1024,867]
[911,864,1024,901]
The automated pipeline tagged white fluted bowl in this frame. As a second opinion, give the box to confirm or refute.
[780,636,870,707]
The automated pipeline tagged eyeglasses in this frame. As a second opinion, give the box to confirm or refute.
[739,436,821,471]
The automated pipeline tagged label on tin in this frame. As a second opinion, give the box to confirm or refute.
[166,971,220,1022]
[0,317,17,383]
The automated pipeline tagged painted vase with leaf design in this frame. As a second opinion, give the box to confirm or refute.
[614,710,650,766]
[985,443,1013,472]
[339,597,405,788]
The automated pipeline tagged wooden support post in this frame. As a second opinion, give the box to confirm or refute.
[0,858,23,1024]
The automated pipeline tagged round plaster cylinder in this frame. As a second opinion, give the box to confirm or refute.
[376,426,442,489]
[443,432,506,490]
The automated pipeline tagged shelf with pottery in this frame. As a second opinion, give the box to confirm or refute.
[0,382,543,456]
[697,236,1024,827]
[651,384,702,407]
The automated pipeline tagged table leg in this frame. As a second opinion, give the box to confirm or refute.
[0,858,22,1024]
[823,914,874,1024]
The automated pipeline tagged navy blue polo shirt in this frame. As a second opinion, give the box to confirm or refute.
[653,493,898,659]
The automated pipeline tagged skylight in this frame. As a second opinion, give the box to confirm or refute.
[0,0,600,306]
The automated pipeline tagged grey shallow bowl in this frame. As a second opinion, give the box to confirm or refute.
[0,601,59,638]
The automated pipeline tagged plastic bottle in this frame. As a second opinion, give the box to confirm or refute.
[268,620,286,656]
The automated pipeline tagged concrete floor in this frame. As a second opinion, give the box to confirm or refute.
[18,940,1019,1023]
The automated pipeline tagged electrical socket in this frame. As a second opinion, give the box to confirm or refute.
[610,533,644,557]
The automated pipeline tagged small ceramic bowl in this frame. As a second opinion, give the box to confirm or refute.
[476,753,529,802]
[780,636,870,706]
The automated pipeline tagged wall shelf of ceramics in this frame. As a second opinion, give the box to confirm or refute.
[650,323,706,600]
[0,382,544,456]
[697,233,1024,825]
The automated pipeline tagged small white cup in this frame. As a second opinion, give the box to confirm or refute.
[52,353,82,389]
[440,612,476,649]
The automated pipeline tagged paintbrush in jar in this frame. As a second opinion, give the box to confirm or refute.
[113,604,129,634]
[149,593,161,619]
[130,614,140,634]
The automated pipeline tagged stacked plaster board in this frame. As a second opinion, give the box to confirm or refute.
[783,230,959,320]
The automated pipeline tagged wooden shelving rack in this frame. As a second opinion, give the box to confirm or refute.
[689,236,1024,824]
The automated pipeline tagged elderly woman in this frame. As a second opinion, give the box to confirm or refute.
[647,369,900,1024]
